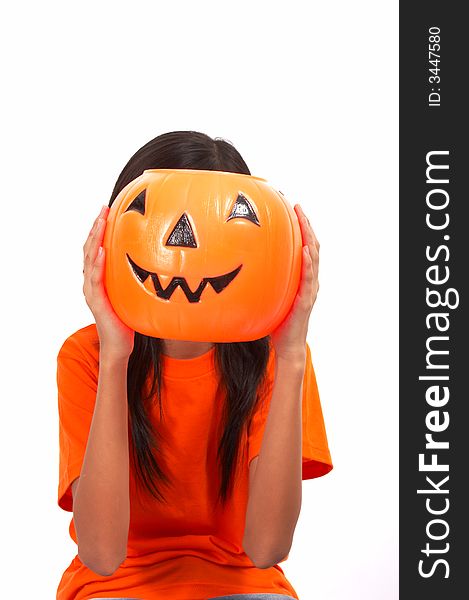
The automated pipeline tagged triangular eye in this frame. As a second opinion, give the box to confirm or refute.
[226,192,260,226]
[124,189,146,215]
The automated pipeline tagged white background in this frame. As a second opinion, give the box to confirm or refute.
[0,1,398,598]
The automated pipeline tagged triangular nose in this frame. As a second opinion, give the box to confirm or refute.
[166,213,197,248]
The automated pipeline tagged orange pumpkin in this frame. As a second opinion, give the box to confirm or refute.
[103,168,303,342]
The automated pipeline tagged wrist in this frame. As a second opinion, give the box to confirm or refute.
[99,348,131,366]
[275,351,306,373]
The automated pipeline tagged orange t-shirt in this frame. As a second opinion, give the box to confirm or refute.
[56,323,333,600]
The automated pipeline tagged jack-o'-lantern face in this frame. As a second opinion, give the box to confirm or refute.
[103,169,302,342]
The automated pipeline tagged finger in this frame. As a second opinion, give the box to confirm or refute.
[297,245,314,304]
[305,241,319,287]
[83,218,99,255]
[84,208,109,272]
[90,246,105,287]
[86,248,106,310]
[87,218,106,269]
[295,204,320,252]
[295,204,319,250]
[309,239,319,283]
[304,215,319,251]
[295,207,314,267]
[83,206,109,257]
[86,206,107,242]
[83,219,103,274]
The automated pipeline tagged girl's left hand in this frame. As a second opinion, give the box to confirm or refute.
[270,204,320,363]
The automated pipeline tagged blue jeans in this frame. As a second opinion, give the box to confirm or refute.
[90,595,297,599]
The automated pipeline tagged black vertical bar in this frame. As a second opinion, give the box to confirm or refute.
[400,2,468,598]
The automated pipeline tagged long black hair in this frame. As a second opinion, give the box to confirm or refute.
[108,131,272,508]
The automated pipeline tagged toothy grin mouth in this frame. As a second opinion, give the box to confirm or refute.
[126,253,242,303]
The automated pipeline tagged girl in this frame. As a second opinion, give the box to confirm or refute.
[56,131,333,600]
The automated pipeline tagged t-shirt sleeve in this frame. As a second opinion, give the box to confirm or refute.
[57,334,98,512]
[247,341,333,480]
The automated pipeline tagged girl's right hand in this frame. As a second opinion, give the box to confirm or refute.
[83,205,135,359]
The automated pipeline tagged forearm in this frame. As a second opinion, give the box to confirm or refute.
[73,353,130,574]
[243,352,305,567]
